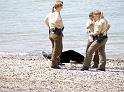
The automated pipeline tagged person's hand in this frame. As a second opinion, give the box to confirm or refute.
[89,32,94,36]
[91,20,95,25]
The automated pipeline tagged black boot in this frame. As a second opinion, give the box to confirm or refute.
[51,65,61,69]
[81,67,89,71]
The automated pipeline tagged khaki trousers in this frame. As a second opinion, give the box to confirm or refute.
[49,33,63,67]
[86,40,99,67]
[83,38,107,69]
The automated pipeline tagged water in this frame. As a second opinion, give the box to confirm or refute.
[0,0,124,58]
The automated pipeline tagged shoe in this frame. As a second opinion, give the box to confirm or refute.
[51,65,61,69]
[81,67,89,71]
[97,68,105,71]
[92,65,98,68]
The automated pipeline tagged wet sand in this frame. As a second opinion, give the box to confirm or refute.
[0,53,124,92]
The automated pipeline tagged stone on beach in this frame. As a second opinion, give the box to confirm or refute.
[0,53,124,92]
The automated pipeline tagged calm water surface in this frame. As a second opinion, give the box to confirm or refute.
[0,0,124,58]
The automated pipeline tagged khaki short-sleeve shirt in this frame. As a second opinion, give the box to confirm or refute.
[94,18,108,35]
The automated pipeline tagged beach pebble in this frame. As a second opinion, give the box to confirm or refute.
[0,53,124,92]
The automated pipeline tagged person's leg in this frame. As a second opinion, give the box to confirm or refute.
[51,34,63,68]
[82,41,100,70]
[49,35,54,54]
[58,35,63,65]
[82,39,107,70]
[92,50,99,68]
[86,40,92,52]
[85,40,93,66]
[86,40,99,68]
[97,39,107,71]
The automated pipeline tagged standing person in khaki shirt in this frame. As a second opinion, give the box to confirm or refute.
[86,12,99,68]
[44,2,64,69]
[81,10,110,71]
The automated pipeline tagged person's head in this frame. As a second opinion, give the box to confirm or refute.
[55,0,63,5]
[52,3,63,12]
[93,10,101,21]
[89,12,94,20]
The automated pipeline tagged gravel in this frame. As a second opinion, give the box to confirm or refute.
[0,53,124,92]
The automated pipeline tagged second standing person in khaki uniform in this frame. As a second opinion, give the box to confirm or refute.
[86,12,99,68]
[81,10,110,71]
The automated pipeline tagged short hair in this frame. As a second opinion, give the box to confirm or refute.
[52,3,63,12]
[93,10,101,15]
[55,0,63,4]
[89,12,93,17]
[54,3,63,9]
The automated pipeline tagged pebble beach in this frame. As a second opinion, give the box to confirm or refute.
[0,53,124,92]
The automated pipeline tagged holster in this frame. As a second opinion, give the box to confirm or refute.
[50,27,64,35]
[94,34,108,43]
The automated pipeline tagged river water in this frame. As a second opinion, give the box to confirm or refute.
[0,0,124,58]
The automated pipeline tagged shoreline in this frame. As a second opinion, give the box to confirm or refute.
[0,52,124,92]
[0,51,124,60]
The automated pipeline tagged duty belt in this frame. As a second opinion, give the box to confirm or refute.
[50,27,63,35]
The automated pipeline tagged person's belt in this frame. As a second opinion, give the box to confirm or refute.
[94,34,108,43]
[50,27,63,35]
[50,27,64,35]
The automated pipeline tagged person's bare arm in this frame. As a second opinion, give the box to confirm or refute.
[44,13,50,29]
[106,24,111,32]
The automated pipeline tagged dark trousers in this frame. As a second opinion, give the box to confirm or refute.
[49,32,63,67]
